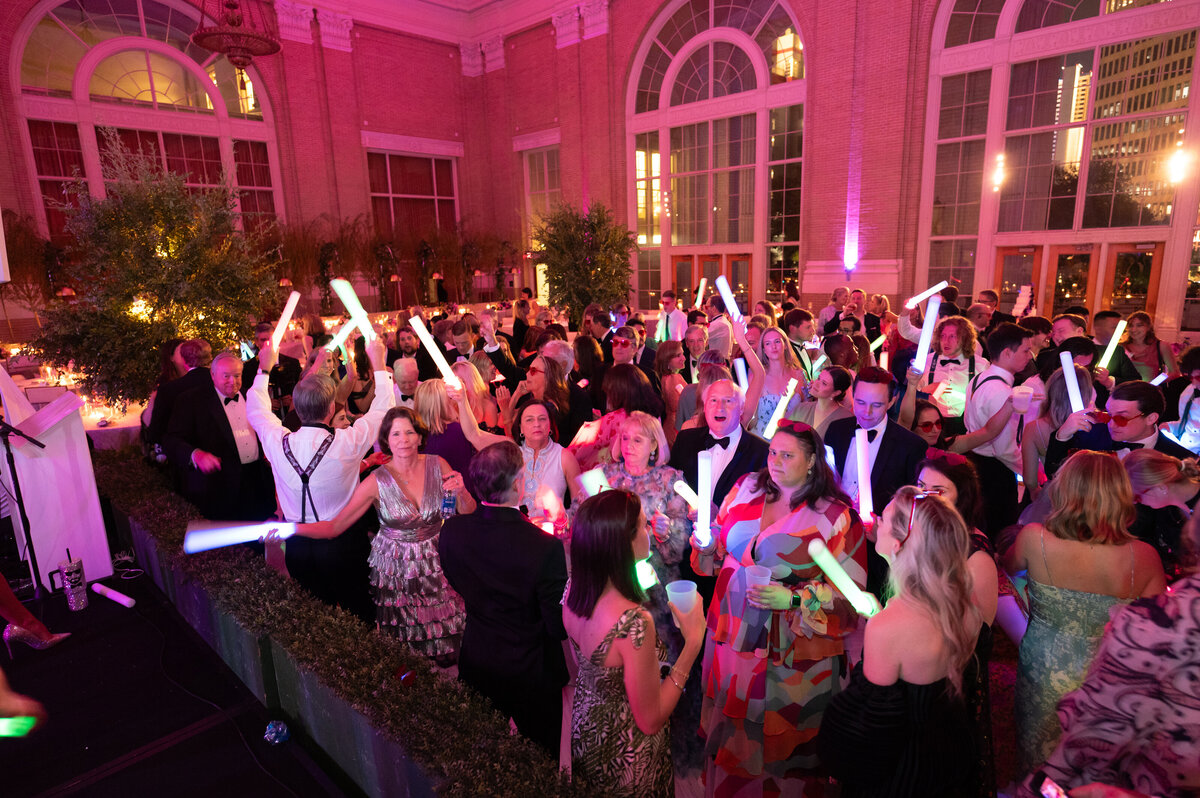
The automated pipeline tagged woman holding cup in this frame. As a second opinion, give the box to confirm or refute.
[691,420,867,793]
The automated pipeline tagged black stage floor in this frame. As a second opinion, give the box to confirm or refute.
[2,567,358,797]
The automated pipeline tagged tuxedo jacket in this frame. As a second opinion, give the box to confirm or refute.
[823,312,882,342]
[824,417,927,510]
[681,342,702,384]
[146,367,212,445]
[637,345,657,374]
[162,385,274,520]
[439,505,568,691]
[669,427,770,507]
[1045,426,1193,478]
[241,353,301,400]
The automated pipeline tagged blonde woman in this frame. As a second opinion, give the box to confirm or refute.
[1125,448,1200,577]
[1003,451,1166,772]
[653,341,686,445]
[451,360,500,431]
[819,487,980,794]
[413,379,477,498]
[743,326,805,435]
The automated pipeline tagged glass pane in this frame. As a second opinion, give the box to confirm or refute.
[998,251,1038,309]
[1184,231,1200,331]
[656,0,709,55]
[711,41,757,98]
[207,56,263,119]
[729,257,750,313]
[1015,0,1101,33]
[90,49,154,106]
[929,239,977,299]
[435,159,454,196]
[233,140,271,188]
[393,197,437,235]
[1093,32,1195,120]
[713,0,773,35]
[669,123,708,174]
[390,155,434,196]
[636,43,672,114]
[543,150,559,191]
[28,120,83,178]
[714,168,754,243]
[945,0,1005,47]
[1109,251,1153,317]
[670,45,711,106]
[713,114,754,169]
[636,250,662,310]
[372,196,392,237]
[670,174,708,245]
[437,200,456,235]
[674,257,694,304]
[769,104,803,162]
[1051,251,1091,315]
[21,16,88,95]
[757,7,804,83]
[526,151,546,193]
[1083,113,1182,228]
[367,152,389,194]
[54,0,143,46]
[766,245,799,302]
[146,50,212,111]
[999,131,1081,231]
[1007,51,1093,131]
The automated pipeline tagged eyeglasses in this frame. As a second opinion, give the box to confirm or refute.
[915,419,943,432]
[1089,410,1145,427]
[612,338,634,348]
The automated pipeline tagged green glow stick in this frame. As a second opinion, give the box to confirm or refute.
[807,539,879,617]
[0,716,36,737]
[635,558,658,589]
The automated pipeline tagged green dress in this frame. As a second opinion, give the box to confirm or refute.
[570,607,672,797]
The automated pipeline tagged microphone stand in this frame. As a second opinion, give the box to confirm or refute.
[0,417,47,600]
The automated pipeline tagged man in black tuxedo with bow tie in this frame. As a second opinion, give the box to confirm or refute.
[680,324,708,384]
[825,367,927,593]
[164,350,275,521]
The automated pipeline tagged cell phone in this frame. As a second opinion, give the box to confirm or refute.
[1035,771,1069,798]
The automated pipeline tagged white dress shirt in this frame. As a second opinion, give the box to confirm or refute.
[218,388,259,464]
[839,417,887,512]
[918,351,989,417]
[708,424,743,487]
[707,316,733,359]
[965,364,1019,473]
[659,307,688,342]
[1176,384,1200,453]
[247,368,395,522]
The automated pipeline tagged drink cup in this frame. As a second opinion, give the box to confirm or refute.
[745,564,772,588]
[51,557,88,611]
[666,580,698,613]
[1012,385,1033,414]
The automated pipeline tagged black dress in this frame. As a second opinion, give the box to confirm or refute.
[817,662,974,797]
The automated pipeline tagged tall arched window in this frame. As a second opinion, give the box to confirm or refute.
[627,0,805,310]
[923,0,1200,332]
[14,0,280,243]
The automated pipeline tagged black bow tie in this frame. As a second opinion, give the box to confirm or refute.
[939,358,961,366]
[859,428,879,443]
[1114,442,1144,451]
[224,396,239,406]
[704,434,731,449]
[400,394,413,401]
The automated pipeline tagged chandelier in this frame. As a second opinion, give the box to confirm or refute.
[191,0,281,69]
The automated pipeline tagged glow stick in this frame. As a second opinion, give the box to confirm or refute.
[271,290,302,351]
[810,353,828,372]
[239,341,254,361]
[713,275,743,323]
[911,294,942,376]
[409,315,461,389]
[694,277,708,311]
[325,321,354,352]
[579,467,611,497]
[183,520,297,554]
[0,717,37,737]
[763,378,799,438]
[635,558,659,589]
[824,445,837,473]
[808,539,879,617]
[869,335,886,352]
[1150,372,1168,386]
[879,350,889,371]
[1097,320,1127,371]
[733,358,748,390]
[673,480,700,509]
[92,583,136,608]
[855,428,874,522]
[331,279,375,342]
[696,451,713,547]
[1059,350,1084,413]
[905,280,949,310]
[540,521,555,536]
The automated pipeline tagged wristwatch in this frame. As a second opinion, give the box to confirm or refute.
[790,591,803,609]
[259,368,270,375]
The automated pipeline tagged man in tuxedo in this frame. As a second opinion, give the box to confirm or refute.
[439,441,568,756]
[609,325,660,396]
[393,358,418,409]
[822,289,882,341]
[394,325,439,381]
[783,308,820,381]
[704,295,734,359]
[825,367,927,592]
[681,324,708,384]
[242,322,302,409]
[589,311,615,362]
[629,318,657,374]
[146,339,213,446]
[1036,313,1089,380]
[164,351,275,521]
[976,289,1015,331]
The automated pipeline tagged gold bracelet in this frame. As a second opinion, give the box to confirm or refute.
[668,669,686,691]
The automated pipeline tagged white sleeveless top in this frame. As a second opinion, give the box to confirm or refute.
[521,440,567,519]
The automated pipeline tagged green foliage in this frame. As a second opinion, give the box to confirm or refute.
[92,448,592,797]
[30,133,275,406]
[533,203,636,328]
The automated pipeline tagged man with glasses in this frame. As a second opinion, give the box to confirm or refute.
[607,324,660,395]
[657,290,688,342]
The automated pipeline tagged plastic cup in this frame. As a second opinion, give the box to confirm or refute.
[665,580,698,613]
[745,564,772,588]
[1012,385,1033,414]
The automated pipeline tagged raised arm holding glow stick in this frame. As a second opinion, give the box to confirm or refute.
[855,428,874,524]
[905,280,949,310]
[763,378,799,439]
[325,321,354,352]
[1096,320,1127,371]
[695,451,714,547]
[694,277,708,310]
[331,279,376,342]
[409,315,462,389]
[808,539,879,617]
[911,294,943,376]
[714,275,743,324]
[1059,350,1084,413]
[271,290,302,351]
[184,520,298,554]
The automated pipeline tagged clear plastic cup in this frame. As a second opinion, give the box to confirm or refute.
[665,580,698,613]
[1012,385,1033,414]
[745,564,772,588]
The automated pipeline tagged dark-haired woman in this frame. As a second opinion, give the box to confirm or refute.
[691,420,867,793]
[564,490,706,797]
[790,365,854,438]
[569,364,664,472]
[290,406,475,665]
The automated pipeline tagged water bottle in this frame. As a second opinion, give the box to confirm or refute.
[440,488,457,519]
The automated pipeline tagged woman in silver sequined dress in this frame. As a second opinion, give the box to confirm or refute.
[292,407,475,664]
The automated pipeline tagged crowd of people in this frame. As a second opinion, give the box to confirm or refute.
[33,282,1196,796]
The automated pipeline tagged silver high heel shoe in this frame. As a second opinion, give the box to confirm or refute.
[2,624,70,659]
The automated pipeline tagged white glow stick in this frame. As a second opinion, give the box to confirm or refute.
[763,377,799,438]
[694,277,708,311]
[879,350,889,371]
[579,467,611,497]
[325,321,354,352]
[1150,372,1168,386]
[331,279,375,342]
[183,520,297,554]
[635,558,659,589]
[92,583,136,608]
[272,290,302,351]
[905,280,949,310]
[869,335,886,352]
[1097,320,1127,371]
[911,294,942,376]
[1060,350,1084,413]
[810,353,828,372]
[696,451,713,547]
[824,445,837,473]
[239,341,254,361]
[855,428,874,522]
[733,358,748,390]
[673,479,700,509]
[713,275,743,323]
[808,539,879,617]
[409,315,461,389]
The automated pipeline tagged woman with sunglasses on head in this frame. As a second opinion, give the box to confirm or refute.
[818,486,980,797]
[497,352,572,437]
[691,420,867,794]
[564,490,706,797]
[899,367,1016,455]
[1002,450,1166,774]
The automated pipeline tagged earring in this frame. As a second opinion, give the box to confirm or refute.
[649,449,658,466]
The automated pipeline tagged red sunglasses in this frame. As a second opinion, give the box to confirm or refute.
[1088,410,1144,427]
[915,419,943,432]
[612,338,635,348]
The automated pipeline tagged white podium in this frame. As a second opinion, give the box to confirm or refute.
[0,368,112,589]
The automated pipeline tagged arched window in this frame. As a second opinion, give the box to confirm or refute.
[628,0,805,310]
[924,0,1200,330]
[15,0,279,243]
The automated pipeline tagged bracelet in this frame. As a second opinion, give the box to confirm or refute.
[667,665,687,691]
